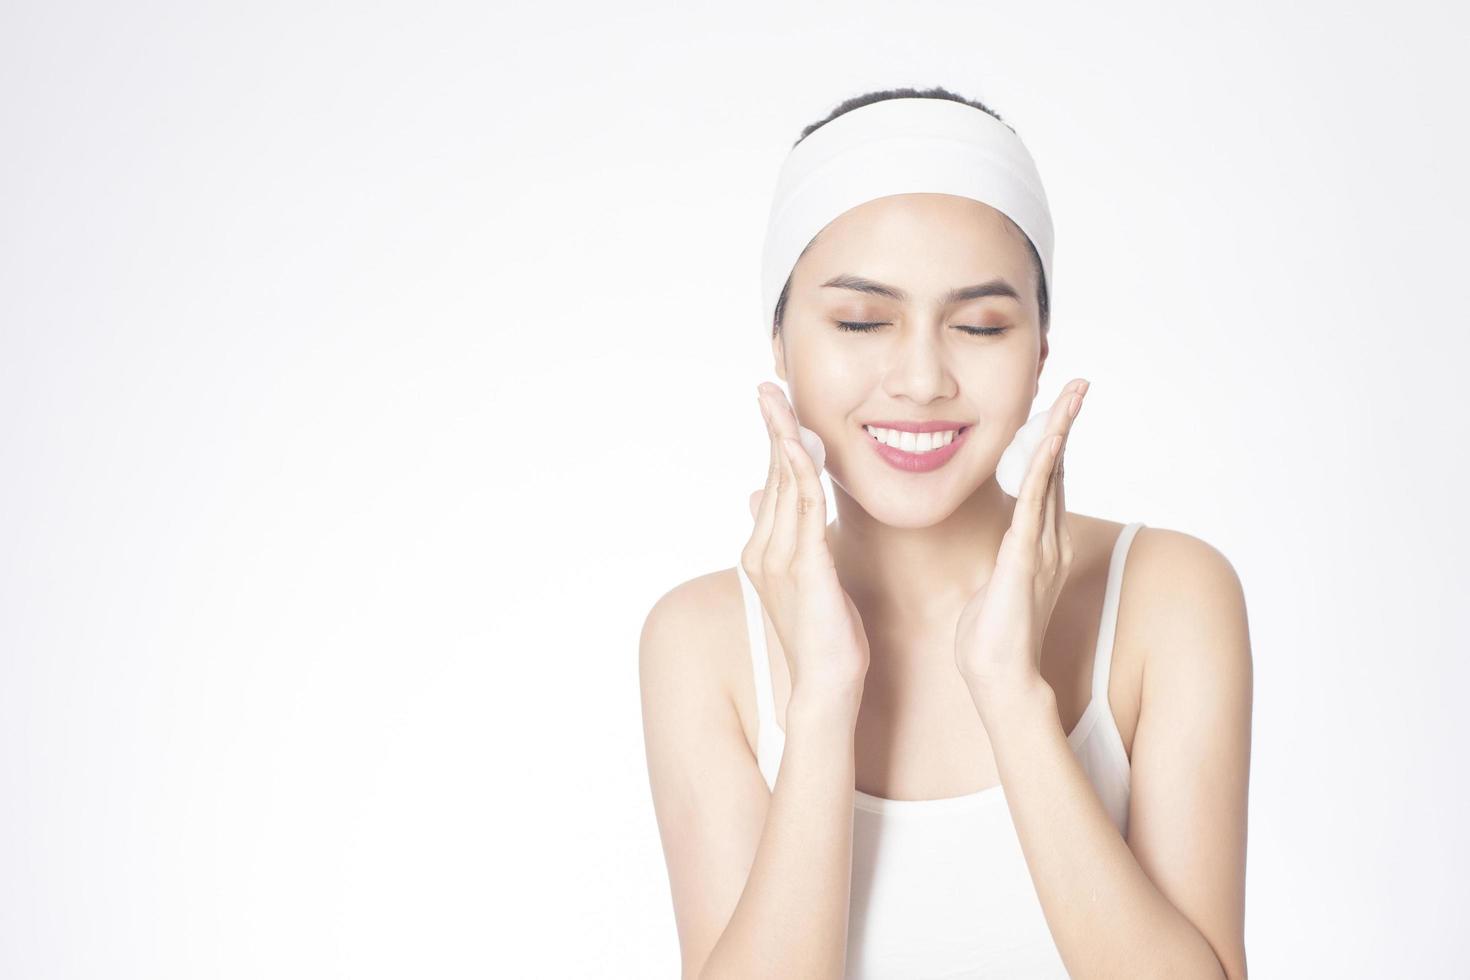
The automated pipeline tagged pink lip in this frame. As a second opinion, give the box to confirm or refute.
[865,423,971,473]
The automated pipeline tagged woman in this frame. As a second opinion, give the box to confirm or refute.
[640,87,1251,979]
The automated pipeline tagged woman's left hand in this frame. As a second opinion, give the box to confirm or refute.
[954,378,1090,711]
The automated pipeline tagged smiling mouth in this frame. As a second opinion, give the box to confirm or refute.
[862,423,971,454]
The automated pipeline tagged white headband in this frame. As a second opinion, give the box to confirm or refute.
[759,97,1054,333]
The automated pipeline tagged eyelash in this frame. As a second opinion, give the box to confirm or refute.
[834,321,1007,336]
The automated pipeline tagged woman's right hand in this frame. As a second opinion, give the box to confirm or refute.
[741,383,870,702]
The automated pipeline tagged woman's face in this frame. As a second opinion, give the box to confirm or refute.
[774,192,1046,528]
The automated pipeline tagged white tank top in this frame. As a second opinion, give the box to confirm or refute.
[734,521,1142,979]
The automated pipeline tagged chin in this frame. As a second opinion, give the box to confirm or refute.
[853,485,968,529]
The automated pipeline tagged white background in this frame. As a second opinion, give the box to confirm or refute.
[3,1,1467,977]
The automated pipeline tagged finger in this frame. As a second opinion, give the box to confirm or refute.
[768,423,800,566]
[1012,383,1078,548]
[760,382,805,446]
[757,386,827,549]
[781,434,829,558]
[749,389,782,556]
[1054,382,1085,567]
[1032,433,1062,555]
[1053,433,1071,568]
[1039,395,1073,562]
[1041,431,1061,566]
[757,383,804,564]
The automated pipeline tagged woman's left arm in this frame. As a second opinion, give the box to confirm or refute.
[954,380,1251,980]
[975,532,1252,980]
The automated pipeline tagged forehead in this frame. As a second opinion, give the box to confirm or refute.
[798,192,1032,286]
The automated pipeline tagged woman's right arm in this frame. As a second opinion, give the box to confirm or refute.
[640,580,861,980]
[644,382,868,978]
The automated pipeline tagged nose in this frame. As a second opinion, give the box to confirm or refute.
[882,325,957,404]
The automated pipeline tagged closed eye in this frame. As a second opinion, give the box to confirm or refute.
[835,321,1008,336]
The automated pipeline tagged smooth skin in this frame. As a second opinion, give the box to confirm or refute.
[953,378,1086,701]
[641,192,1251,979]
[641,374,864,978]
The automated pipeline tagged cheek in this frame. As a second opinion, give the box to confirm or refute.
[967,353,1037,404]
[808,338,885,393]
[788,337,873,402]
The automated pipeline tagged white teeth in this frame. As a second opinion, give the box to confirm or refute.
[864,425,960,453]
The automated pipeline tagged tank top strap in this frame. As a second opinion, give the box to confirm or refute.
[735,563,779,735]
[1092,522,1146,703]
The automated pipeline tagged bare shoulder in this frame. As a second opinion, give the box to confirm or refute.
[640,567,738,653]
[1111,524,1253,979]
[1120,524,1252,687]
[1124,525,1248,621]
[638,567,771,977]
[638,566,751,746]
[639,566,746,691]
[1057,515,1249,760]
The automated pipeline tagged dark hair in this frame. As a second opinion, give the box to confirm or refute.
[770,86,1050,340]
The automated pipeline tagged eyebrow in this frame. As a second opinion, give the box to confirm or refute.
[820,273,1021,306]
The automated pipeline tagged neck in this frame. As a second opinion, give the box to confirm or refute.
[826,477,1016,629]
